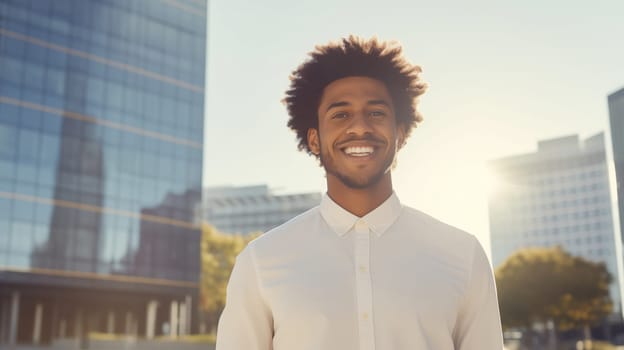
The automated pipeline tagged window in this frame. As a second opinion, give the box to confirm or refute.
[1,56,23,85]
[23,61,46,90]
[17,129,40,162]
[87,76,106,105]
[0,124,17,159]
[16,163,37,184]
[10,221,33,253]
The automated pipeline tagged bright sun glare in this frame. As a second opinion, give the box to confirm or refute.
[483,167,502,196]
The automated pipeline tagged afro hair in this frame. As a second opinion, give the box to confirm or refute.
[284,36,427,157]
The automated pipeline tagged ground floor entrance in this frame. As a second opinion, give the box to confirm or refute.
[0,269,198,347]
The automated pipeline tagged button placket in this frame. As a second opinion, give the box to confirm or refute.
[354,219,375,350]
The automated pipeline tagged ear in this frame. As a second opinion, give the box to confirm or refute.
[307,128,320,155]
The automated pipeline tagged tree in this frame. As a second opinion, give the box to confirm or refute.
[199,223,259,332]
[495,246,612,342]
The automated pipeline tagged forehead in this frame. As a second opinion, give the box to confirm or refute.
[318,76,393,108]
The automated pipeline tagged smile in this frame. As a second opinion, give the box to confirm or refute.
[343,146,375,157]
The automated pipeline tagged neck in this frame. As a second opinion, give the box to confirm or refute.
[326,173,394,217]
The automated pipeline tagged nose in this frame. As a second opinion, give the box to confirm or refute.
[346,112,373,136]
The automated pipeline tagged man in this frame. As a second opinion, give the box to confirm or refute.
[216,36,503,350]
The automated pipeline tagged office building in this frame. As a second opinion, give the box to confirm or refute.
[488,133,623,316]
[203,185,321,234]
[608,87,624,243]
[0,0,206,345]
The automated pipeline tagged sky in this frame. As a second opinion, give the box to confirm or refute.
[203,0,624,258]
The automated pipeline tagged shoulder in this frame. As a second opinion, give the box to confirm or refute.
[395,206,485,275]
[246,205,322,256]
[400,206,478,248]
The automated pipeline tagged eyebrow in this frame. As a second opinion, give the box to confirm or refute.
[325,99,392,113]
[368,100,391,108]
[325,101,350,113]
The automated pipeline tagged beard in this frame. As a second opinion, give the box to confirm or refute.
[318,140,395,190]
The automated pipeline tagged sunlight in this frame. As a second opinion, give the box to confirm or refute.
[483,167,502,196]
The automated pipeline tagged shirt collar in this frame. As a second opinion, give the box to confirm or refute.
[319,192,403,237]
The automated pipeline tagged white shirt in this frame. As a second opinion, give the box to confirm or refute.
[216,193,503,350]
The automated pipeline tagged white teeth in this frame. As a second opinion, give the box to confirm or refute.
[344,146,374,156]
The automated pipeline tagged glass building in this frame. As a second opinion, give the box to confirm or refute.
[488,133,624,319]
[203,185,321,234]
[0,0,206,346]
[609,87,624,243]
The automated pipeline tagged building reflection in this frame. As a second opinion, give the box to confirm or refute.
[31,93,105,273]
[131,189,201,282]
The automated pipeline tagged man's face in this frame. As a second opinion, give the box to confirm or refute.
[307,76,405,189]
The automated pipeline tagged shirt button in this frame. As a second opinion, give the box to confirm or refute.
[359,265,367,273]
[355,219,368,233]
[362,312,369,320]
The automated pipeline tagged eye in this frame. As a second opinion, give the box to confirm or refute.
[370,110,386,118]
[331,112,349,119]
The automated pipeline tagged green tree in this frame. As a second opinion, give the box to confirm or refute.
[199,223,259,333]
[495,247,612,340]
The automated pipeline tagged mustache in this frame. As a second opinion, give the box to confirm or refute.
[336,134,386,147]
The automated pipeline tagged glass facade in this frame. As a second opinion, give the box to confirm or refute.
[0,0,206,344]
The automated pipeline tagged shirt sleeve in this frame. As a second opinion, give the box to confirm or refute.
[453,237,504,350]
[216,245,273,350]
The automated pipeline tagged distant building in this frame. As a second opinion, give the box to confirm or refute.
[608,87,624,243]
[488,133,624,317]
[203,185,321,234]
[0,0,206,346]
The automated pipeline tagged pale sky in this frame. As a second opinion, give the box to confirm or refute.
[203,0,624,257]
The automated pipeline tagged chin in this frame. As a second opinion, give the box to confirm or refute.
[335,172,386,189]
